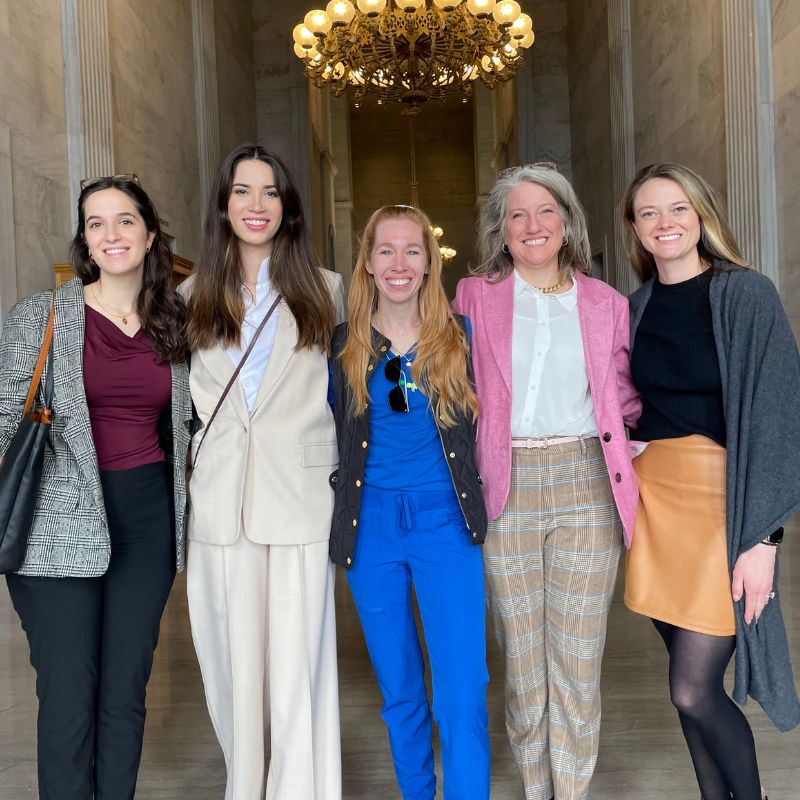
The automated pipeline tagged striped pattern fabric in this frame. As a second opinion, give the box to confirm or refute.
[484,437,622,800]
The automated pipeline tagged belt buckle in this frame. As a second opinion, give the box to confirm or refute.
[529,437,548,449]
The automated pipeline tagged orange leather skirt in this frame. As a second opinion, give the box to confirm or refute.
[624,435,735,636]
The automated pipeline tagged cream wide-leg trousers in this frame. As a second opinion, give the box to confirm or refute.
[187,535,341,800]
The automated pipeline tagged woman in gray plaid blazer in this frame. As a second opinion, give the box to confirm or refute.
[0,176,191,800]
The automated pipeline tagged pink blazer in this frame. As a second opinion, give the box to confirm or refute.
[453,270,642,546]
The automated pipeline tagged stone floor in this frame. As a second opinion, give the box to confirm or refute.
[1,520,798,799]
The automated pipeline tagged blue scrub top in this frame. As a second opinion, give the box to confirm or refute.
[364,349,453,493]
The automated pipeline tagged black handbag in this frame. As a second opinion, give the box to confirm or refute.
[0,296,55,573]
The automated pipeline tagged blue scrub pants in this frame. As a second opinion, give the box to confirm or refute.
[347,486,490,800]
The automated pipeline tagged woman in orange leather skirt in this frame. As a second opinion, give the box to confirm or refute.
[621,163,800,800]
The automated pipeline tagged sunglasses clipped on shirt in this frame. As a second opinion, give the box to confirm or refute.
[385,355,409,413]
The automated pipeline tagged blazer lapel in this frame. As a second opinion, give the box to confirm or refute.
[575,272,612,394]
[55,279,103,497]
[195,344,250,426]
[250,302,296,416]
[481,273,514,397]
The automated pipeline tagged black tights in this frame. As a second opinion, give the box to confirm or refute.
[652,619,762,800]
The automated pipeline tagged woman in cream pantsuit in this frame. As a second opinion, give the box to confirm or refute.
[181,144,345,800]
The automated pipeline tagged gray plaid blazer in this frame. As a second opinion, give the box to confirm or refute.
[0,277,191,577]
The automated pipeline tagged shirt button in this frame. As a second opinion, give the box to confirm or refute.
[346,557,352,565]
[603,432,612,442]
[352,518,358,527]
[472,531,478,538]
[461,492,467,499]
[361,441,368,448]
[367,364,374,371]
[380,345,388,352]
[355,479,362,487]
[615,472,622,483]
[449,452,456,458]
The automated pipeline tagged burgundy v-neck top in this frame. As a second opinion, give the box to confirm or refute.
[83,305,172,471]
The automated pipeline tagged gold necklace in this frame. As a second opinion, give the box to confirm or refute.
[92,285,137,325]
[535,276,567,294]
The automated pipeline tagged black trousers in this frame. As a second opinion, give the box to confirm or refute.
[6,462,176,800]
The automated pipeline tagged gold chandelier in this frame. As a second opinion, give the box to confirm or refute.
[292,0,534,112]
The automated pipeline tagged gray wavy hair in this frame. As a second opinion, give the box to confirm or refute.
[473,164,592,280]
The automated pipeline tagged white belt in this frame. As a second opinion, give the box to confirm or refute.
[511,435,585,449]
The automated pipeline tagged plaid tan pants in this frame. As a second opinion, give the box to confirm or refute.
[484,438,623,800]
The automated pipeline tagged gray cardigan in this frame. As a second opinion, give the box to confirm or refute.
[0,278,192,577]
[630,265,800,731]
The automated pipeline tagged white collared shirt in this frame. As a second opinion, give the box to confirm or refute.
[225,257,279,414]
[510,270,598,437]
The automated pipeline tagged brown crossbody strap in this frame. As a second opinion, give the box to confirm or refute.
[22,294,55,416]
[192,293,282,468]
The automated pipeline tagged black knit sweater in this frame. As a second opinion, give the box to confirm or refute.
[630,271,725,446]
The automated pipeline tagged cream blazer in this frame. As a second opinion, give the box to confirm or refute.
[180,269,345,546]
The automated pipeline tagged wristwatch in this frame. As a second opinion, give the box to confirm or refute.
[761,527,784,546]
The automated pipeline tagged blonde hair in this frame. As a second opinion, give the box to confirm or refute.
[340,205,478,427]
[621,163,748,282]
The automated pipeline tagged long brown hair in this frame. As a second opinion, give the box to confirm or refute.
[621,163,748,282]
[187,144,335,351]
[69,176,186,363]
[340,205,478,427]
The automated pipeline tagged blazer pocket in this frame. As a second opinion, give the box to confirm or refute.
[301,442,339,468]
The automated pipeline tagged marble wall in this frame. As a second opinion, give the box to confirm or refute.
[567,0,728,291]
[106,0,201,259]
[0,0,71,313]
[566,0,615,278]
[630,2,727,194]
[773,0,800,334]
[252,0,312,214]
[0,0,258,314]
[215,0,257,158]
[517,0,571,176]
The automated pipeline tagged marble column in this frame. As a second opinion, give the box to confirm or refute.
[722,0,779,284]
[331,95,354,288]
[607,0,637,295]
[61,0,115,228]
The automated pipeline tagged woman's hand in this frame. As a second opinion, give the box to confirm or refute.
[731,543,778,624]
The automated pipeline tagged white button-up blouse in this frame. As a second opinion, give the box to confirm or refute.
[224,257,279,414]
[510,270,598,438]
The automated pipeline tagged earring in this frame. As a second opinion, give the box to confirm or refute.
[502,243,510,254]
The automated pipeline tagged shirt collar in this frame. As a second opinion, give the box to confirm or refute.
[513,269,578,309]
[242,257,272,309]
[255,256,270,288]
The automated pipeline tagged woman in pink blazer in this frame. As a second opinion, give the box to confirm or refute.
[453,164,640,800]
